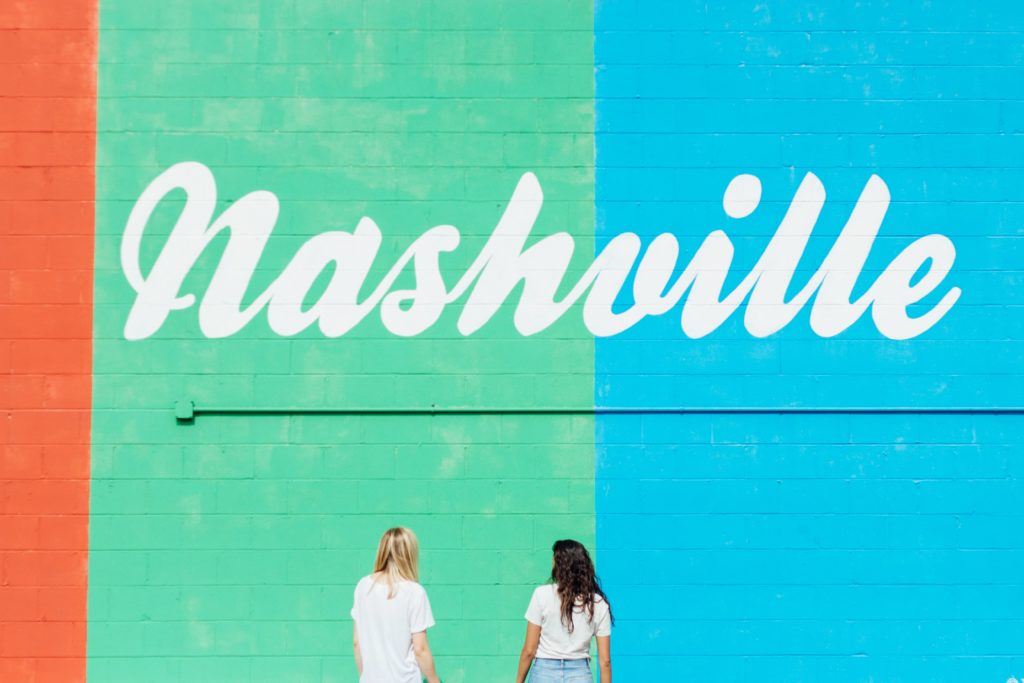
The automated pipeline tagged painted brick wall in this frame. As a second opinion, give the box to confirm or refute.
[595,1,1024,681]
[3,1,1023,682]
[89,2,593,682]
[0,2,95,682]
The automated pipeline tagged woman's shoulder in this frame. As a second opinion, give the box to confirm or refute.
[532,583,557,600]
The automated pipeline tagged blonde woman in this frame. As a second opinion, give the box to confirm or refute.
[351,527,441,683]
[515,540,614,683]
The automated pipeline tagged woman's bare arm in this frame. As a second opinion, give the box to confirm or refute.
[352,622,363,676]
[596,635,612,683]
[412,630,441,683]
[515,622,542,683]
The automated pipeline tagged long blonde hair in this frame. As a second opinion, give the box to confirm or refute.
[372,527,420,598]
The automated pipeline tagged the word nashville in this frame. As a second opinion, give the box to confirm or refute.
[121,162,960,341]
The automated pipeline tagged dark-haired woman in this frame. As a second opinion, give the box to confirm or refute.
[515,540,613,683]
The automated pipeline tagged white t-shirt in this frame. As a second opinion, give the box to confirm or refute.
[525,584,612,660]
[351,575,435,683]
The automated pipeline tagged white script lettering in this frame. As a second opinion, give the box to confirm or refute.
[121,162,960,341]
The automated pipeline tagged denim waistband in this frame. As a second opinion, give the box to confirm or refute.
[533,658,590,668]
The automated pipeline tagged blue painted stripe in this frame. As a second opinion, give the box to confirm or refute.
[594,1,1024,679]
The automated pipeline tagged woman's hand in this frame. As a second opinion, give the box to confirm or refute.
[514,622,542,683]
[412,630,441,683]
[596,635,611,683]
[352,622,363,677]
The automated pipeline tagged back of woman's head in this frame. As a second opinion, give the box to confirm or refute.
[550,539,614,632]
[373,527,419,598]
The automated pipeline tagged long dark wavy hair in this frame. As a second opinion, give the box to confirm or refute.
[550,539,614,633]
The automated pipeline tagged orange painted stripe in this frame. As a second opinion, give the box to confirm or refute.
[0,1,96,681]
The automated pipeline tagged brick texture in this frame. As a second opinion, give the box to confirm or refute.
[595,2,1024,681]
[89,2,593,682]
[0,1,97,682]
[7,1,1024,682]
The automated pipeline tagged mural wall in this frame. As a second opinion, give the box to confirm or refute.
[2,1,1023,682]
[594,2,1024,680]
[91,2,594,681]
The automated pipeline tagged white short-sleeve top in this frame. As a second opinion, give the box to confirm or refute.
[351,575,435,683]
[525,584,612,660]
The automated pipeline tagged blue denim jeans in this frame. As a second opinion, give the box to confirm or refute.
[528,658,593,682]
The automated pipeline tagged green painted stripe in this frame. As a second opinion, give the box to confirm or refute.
[90,2,594,681]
